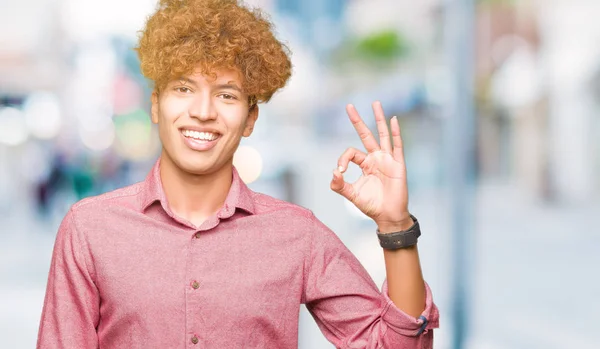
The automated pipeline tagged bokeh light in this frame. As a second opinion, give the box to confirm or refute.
[233,145,263,184]
[79,121,116,151]
[114,109,157,160]
[0,107,29,146]
[23,92,63,140]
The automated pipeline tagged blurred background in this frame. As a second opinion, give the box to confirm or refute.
[1,0,599,348]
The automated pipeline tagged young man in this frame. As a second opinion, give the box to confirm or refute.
[37,0,439,348]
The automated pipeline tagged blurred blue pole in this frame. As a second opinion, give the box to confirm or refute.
[444,0,476,348]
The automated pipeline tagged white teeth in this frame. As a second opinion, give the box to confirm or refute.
[182,130,218,141]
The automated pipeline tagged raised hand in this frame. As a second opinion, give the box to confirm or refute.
[330,101,413,232]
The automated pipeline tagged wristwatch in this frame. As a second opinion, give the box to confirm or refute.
[376,214,421,250]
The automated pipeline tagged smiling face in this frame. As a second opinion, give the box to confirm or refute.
[151,67,258,176]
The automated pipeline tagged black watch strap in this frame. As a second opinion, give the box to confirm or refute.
[376,214,421,250]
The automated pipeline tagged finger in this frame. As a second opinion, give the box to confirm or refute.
[390,116,405,163]
[337,147,367,173]
[372,101,391,153]
[346,104,380,153]
[330,168,358,202]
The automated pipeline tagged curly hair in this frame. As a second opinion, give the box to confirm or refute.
[135,0,292,104]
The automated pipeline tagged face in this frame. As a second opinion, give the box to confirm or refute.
[151,67,258,176]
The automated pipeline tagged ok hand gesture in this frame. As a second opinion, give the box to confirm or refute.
[330,101,413,231]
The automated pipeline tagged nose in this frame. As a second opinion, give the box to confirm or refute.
[189,93,217,121]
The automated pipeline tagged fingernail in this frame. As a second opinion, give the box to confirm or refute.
[338,166,344,172]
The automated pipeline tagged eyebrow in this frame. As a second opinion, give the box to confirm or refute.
[174,78,242,93]
[176,77,198,87]
[215,83,243,93]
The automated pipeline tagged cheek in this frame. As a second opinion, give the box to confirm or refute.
[219,106,249,130]
[156,102,184,141]
[158,101,188,130]
[160,99,186,119]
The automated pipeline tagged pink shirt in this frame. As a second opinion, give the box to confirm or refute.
[37,159,439,348]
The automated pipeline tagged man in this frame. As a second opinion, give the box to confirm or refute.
[37,0,439,348]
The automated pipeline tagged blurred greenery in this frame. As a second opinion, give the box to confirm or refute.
[355,30,408,60]
[330,29,410,69]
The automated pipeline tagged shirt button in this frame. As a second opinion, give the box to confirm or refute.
[191,281,200,289]
[195,232,201,239]
[191,336,199,344]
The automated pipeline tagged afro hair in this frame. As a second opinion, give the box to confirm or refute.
[135,0,292,104]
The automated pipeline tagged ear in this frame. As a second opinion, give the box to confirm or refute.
[242,105,259,138]
[151,91,159,124]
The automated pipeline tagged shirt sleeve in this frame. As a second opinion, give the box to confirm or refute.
[37,208,100,349]
[302,213,439,349]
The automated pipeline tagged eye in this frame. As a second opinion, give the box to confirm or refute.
[218,93,238,100]
[174,86,192,94]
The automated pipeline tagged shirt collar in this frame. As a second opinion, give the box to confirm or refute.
[139,158,256,217]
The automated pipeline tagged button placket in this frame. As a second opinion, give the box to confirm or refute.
[188,232,202,347]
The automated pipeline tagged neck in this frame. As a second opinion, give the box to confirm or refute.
[159,153,233,226]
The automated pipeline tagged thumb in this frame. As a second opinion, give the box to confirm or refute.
[330,168,357,202]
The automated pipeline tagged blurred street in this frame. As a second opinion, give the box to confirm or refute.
[2,0,600,348]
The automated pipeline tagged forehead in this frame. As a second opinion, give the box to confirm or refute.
[179,67,243,85]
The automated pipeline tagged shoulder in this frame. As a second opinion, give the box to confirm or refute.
[69,181,145,219]
[250,191,314,220]
[248,191,334,233]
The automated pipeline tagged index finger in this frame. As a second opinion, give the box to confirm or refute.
[346,104,380,153]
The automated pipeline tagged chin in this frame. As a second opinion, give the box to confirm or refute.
[161,142,232,176]
[175,156,228,176]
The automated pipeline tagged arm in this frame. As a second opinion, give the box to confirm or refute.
[325,101,439,346]
[302,213,438,349]
[37,208,100,348]
[378,219,425,318]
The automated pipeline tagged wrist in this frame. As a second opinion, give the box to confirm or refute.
[376,214,421,250]
[377,215,415,234]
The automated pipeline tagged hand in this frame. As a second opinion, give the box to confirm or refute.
[330,101,413,232]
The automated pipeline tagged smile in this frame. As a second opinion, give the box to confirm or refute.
[181,129,219,141]
[180,129,221,151]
